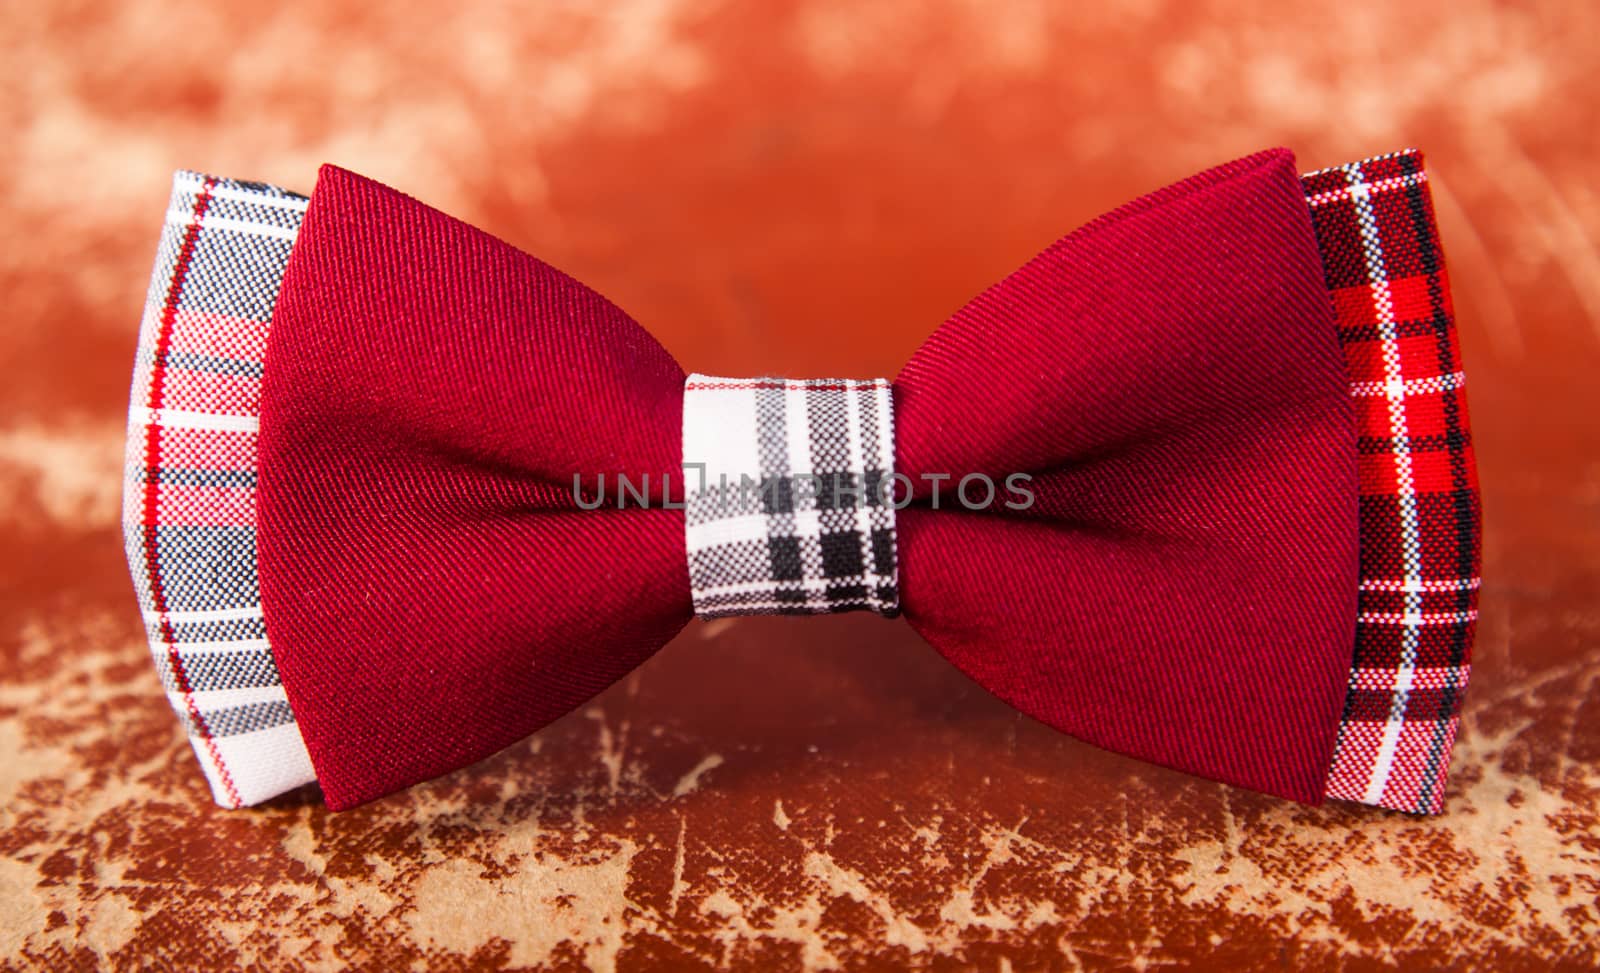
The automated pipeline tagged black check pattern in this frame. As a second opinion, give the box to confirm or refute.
[684,375,899,618]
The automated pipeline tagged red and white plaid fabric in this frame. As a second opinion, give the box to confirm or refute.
[127,150,1478,812]
[1304,149,1480,813]
[123,172,316,807]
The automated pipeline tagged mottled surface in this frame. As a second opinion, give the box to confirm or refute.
[2,0,1597,969]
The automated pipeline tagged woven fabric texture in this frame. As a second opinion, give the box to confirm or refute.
[122,172,316,807]
[891,148,1361,806]
[1303,150,1481,814]
[683,375,899,618]
[257,148,1358,808]
[124,149,1477,814]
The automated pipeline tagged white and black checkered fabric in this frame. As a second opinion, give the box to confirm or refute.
[683,375,899,618]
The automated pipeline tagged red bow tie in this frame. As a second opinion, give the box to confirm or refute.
[126,148,1480,813]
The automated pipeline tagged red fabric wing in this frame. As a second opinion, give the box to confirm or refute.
[894,149,1361,802]
[257,166,691,809]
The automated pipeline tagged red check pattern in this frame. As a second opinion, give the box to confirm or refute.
[1302,150,1481,813]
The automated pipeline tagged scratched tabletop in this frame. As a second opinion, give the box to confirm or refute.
[2,1,1597,970]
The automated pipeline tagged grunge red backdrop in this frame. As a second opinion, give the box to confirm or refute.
[2,1,1596,969]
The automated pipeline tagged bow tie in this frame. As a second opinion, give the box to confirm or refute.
[125,147,1479,814]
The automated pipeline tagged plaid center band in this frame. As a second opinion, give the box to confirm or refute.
[682,375,900,618]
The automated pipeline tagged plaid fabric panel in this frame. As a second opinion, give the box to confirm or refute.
[123,171,316,807]
[1302,150,1481,813]
[683,375,899,617]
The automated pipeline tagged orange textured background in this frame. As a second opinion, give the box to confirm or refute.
[2,2,1597,970]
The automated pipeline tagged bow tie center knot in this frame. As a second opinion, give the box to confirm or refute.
[682,374,900,618]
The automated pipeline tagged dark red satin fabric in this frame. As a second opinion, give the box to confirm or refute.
[259,150,1357,810]
[258,167,692,809]
[895,151,1359,802]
